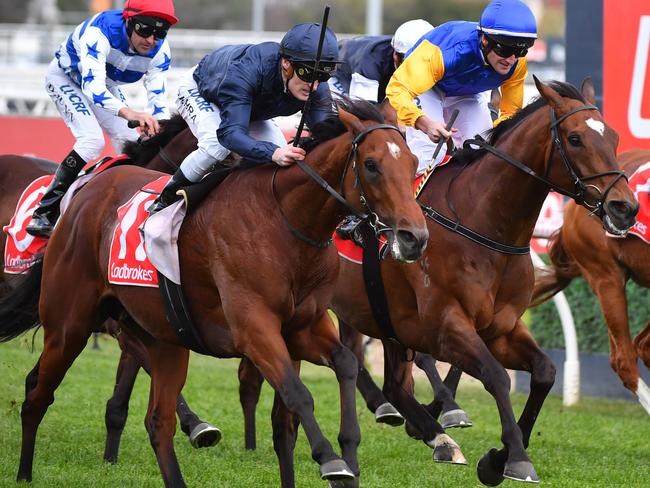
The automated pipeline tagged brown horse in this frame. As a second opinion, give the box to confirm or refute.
[0,99,434,487]
[531,148,650,410]
[240,78,639,486]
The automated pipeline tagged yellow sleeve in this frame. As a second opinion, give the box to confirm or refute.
[493,57,527,126]
[385,40,445,127]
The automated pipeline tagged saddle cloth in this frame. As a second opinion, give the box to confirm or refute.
[628,160,650,243]
[108,175,186,287]
[3,155,131,274]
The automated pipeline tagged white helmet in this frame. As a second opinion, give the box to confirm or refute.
[391,19,435,54]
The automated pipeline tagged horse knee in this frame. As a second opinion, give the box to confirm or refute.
[331,345,358,382]
[105,398,129,431]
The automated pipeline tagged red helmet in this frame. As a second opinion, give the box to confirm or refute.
[122,0,178,25]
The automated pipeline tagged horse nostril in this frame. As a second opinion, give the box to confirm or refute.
[397,230,417,247]
[610,200,638,219]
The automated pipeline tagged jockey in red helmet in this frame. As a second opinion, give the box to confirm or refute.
[26,0,178,238]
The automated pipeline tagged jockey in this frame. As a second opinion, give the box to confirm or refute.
[148,22,339,213]
[328,19,434,103]
[26,0,178,238]
[385,0,537,174]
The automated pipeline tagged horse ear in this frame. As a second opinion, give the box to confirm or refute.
[338,107,365,135]
[581,77,596,105]
[533,74,565,110]
[379,98,399,126]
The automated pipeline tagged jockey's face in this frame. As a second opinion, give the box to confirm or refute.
[481,35,518,75]
[281,59,318,101]
[129,30,157,54]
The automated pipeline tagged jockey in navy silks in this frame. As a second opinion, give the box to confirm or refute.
[27,0,178,238]
[148,22,340,213]
[328,19,433,103]
[386,0,538,174]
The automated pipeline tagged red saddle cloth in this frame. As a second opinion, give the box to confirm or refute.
[628,161,650,243]
[108,175,171,287]
[3,155,132,274]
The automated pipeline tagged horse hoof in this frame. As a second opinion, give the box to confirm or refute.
[320,459,355,481]
[477,448,506,486]
[440,409,473,429]
[428,434,467,465]
[504,461,539,484]
[375,402,404,426]
[189,422,222,449]
[404,420,422,440]
[328,477,360,488]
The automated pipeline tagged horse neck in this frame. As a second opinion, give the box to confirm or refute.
[276,135,353,243]
[440,112,554,247]
[143,129,196,174]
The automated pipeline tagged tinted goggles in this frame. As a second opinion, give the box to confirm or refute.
[490,42,528,59]
[133,20,169,40]
[293,62,335,83]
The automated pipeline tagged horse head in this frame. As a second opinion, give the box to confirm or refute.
[534,76,638,234]
[336,100,428,262]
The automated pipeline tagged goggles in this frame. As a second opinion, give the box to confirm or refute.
[293,62,336,83]
[491,42,528,59]
[132,20,169,40]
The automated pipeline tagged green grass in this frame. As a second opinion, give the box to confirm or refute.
[1,333,650,487]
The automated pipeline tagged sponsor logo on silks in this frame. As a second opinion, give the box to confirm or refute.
[188,88,214,112]
[107,175,171,287]
[59,84,91,115]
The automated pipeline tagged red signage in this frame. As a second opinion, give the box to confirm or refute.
[604,0,650,152]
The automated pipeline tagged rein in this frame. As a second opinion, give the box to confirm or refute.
[273,123,402,248]
[423,104,625,255]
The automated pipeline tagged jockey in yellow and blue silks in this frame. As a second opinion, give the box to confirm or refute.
[149,22,340,213]
[386,0,537,174]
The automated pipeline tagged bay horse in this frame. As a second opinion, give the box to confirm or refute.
[239,77,639,486]
[0,99,438,487]
[530,148,650,409]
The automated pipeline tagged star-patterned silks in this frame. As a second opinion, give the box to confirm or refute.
[92,90,111,107]
[152,105,165,116]
[156,53,171,71]
[86,41,100,59]
[151,85,166,95]
[82,69,95,88]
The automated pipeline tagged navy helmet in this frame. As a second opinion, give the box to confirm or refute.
[478,0,537,49]
[280,23,339,66]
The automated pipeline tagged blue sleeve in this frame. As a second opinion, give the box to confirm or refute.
[305,82,334,128]
[215,69,280,163]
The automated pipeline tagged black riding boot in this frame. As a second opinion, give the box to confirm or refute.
[26,150,86,238]
[148,169,192,214]
[336,215,363,241]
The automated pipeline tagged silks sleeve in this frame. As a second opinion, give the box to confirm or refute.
[385,40,445,127]
[494,57,528,126]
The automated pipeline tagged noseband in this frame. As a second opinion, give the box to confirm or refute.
[467,104,627,217]
[273,123,403,248]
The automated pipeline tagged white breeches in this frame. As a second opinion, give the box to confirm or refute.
[45,59,138,162]
[175,67,287,182]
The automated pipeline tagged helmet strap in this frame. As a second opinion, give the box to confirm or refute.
[479,34,497,71]
[281,59,294,93]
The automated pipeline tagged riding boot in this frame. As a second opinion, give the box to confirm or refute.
[336,215,363,241]
[148,169,192,214]
[26,150,86,238]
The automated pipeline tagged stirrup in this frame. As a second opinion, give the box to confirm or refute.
[25,215,54,238]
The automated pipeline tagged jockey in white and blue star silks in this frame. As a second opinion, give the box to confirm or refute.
[149,22,340,214]
[328,19,433,103]
[386,0,537,173]
[26,0,178,239]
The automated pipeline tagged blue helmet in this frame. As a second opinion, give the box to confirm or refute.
[479,0,537,48]
[280,23,339,66]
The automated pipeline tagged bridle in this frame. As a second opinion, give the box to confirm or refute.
[272,123,403,248]
[421,103,627,255]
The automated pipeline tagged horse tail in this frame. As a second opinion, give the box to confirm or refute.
[529,229,579,308]
[0,259,43,342]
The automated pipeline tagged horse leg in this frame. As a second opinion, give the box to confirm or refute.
[381,340,466,465]
[239,308,355,482]
[143,342,190,488]
[413,352,472,429]
[480,319,556,485]
[17,319,93,481]
[270,362,301,488]
[239,356,265,450]
[104,348,140,463]
[339,319,403,426]
[286,312,361,487]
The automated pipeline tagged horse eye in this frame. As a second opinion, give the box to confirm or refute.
[364,159,380,174]
[568,134,582,147]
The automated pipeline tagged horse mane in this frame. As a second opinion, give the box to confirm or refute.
[122,114,188,167]
[297,97,385,153]
[452,80,587,167]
